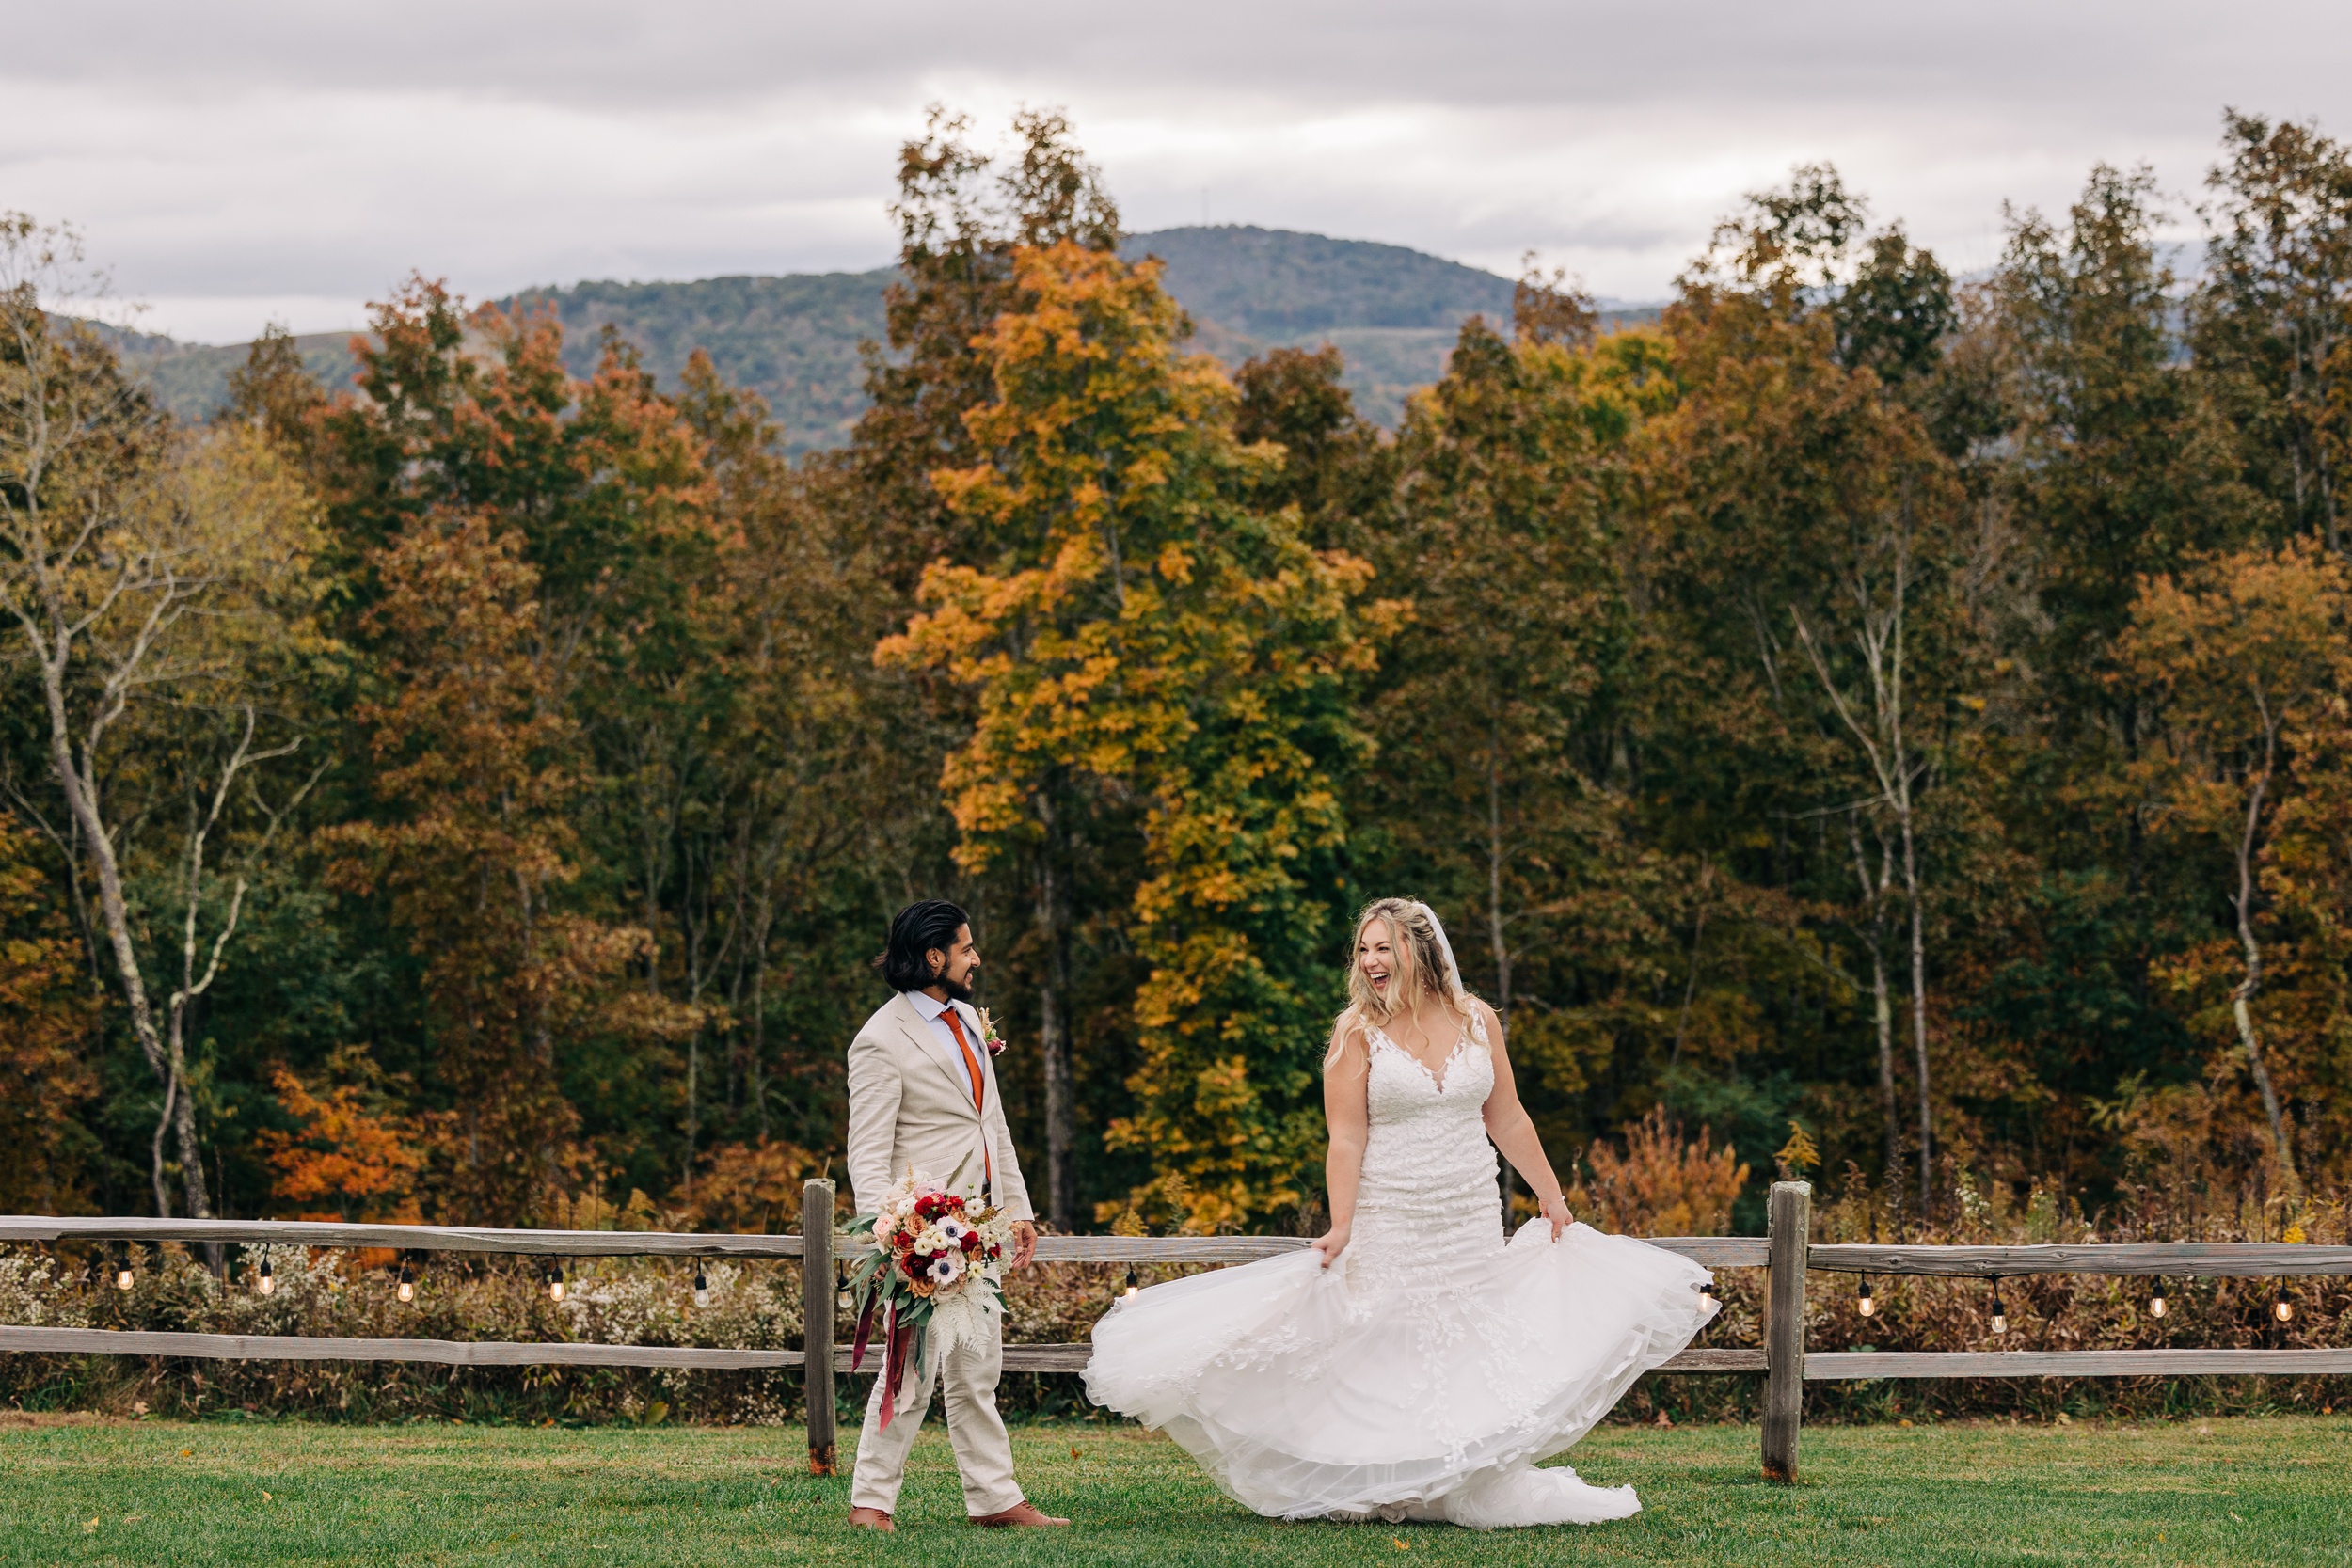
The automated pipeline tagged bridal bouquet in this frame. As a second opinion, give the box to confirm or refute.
[845,1167,1015,1427]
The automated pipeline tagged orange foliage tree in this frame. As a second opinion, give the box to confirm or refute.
[255,1063,423,1222]
[1568,1106,1751,1235]
[326,509,684,1222]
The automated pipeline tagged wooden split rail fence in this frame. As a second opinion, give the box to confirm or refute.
[6,1180,2350,1481]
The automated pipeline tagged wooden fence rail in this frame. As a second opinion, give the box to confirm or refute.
[1807,1241,2352,1277]
[0,1215,1772,1268]
[7,1180,2350,1486]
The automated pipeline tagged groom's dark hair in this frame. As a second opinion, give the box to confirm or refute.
[882,899,970,993]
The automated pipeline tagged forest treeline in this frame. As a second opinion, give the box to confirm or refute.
[8,107,2352,1241]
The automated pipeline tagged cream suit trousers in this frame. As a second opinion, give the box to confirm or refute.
[848,1297,1022,1517]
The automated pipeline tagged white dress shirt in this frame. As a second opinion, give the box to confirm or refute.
[905,990,983,1101]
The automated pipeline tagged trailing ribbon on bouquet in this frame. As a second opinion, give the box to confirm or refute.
[850,1287,880,1375]
[880,1305,916,1431]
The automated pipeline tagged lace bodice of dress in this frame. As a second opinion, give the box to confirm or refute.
[1350,1008,1502,1285]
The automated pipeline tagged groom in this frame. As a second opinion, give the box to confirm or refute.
[843,900,1068,1531]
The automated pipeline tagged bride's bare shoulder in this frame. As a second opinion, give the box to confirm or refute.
[1325,1008,1375,1070]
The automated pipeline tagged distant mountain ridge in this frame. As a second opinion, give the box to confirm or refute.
[117,228,1660,449]
[1125,225,1516,335]
[512,269,891,450]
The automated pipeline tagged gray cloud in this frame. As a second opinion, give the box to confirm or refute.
[8,1,2345,340]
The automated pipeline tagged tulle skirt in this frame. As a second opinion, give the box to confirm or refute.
[1085,1219,1717,1528]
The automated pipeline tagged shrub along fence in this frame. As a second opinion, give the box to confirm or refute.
[4,1180,2350,1482]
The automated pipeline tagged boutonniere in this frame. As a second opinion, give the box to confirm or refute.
[974,1007,1008,1056]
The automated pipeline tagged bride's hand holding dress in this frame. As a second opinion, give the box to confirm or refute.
[1306,1016,1368,1271]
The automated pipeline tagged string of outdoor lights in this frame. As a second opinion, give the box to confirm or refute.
[97,1248,748,1307]
[88,1246,2325,1330]
[1842,1273,2307,1332]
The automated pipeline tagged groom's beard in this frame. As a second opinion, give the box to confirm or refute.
[938,972,977,1004]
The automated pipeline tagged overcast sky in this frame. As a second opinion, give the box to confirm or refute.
[8,1,2347,343]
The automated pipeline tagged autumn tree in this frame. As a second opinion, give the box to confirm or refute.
[2119,541,2350,1186]
[326,509,659,1221]
[1648,167,1980,1215]
[1998,166,2261,721]
[1369,306,1676,1210]
[2,214,322,1221]
[883,240,1381,1229]
[255,1053,423,1223]
[298,279,718,1218]
[1232,343,1392,557]
[2195,111,2352,552]
[834,109,1134,1229]
[851,105,1121,592]
[660,352,930,1178]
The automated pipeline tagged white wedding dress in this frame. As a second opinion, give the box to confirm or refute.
[1085,1008,1719,1528]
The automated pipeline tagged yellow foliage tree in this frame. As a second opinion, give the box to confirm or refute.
[882,241,1385,1231]
[2121,539,2351,1188]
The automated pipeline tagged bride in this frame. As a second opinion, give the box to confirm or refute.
[1085,897,1720,1528]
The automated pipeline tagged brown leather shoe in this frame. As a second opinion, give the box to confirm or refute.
[847,1507,896,1532]
[969,1500,1070,1528]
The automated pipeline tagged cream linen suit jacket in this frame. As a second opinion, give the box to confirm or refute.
[845,991,1033,1222]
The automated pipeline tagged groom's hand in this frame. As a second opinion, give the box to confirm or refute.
[1010,1220,1037,1271]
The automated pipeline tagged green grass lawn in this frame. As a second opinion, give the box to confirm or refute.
[3,1412,2348,1566]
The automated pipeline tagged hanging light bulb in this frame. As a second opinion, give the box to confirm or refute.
[253,1256,275,1296]
[546,1262,565,1303]
[2149,1282,2167,1320]
[1121,1268,1140,1301]
[1857,1275,1875,1318]
[836,1262,851,1313]
[692,1268,709,1309]
[2275,1295,2296,1323]
[1990,1277,2008,1337]
[115,1260,135,1291]
[397,1264,415,1304]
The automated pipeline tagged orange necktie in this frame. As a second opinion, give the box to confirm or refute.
[943,1007,993,1195]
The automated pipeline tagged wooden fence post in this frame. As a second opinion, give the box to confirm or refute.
[803,1178,836,1476]
[1761,1179,1811,1483]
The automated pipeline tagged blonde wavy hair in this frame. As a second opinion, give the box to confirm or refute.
[1334,898,1473,1056]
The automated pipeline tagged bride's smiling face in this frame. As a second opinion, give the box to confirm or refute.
[1356,919,1410,1004]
